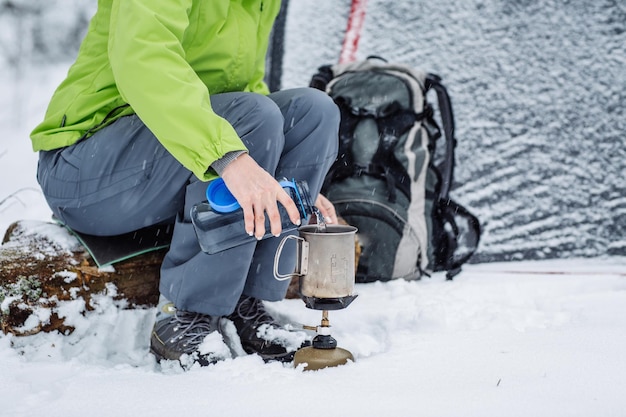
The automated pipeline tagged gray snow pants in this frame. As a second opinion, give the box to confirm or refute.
[37,88,339,316]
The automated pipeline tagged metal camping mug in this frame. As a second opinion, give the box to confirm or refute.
[274,224,358,299]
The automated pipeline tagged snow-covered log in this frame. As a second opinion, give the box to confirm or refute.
[0,219,360,336]
[0,221,162,336]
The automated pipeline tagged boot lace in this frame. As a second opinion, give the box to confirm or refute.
[232,296,275,329]
[168,311,216,348]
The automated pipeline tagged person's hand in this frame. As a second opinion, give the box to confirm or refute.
[314,194,337,225]
[220,154,301,239]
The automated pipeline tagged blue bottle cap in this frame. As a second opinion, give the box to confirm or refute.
[206,178,240,213]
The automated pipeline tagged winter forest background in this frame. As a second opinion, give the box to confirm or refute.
[1,0,624,263]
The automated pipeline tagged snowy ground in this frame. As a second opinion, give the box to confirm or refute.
[1,1,625,416]
[1,259,625,417]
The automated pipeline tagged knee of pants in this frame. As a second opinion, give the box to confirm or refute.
[298,88,341,131]
[284,88,340,157]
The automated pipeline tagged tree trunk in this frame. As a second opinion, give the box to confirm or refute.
[0,220,162,336]
[1,219,360,336]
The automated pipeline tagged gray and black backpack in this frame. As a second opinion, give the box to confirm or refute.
[311,57,480,281]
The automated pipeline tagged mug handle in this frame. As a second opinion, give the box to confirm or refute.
[273,235,309,281]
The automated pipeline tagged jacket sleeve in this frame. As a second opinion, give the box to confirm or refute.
[108,0,246,181]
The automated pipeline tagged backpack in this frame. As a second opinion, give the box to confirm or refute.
[310,57,480,281]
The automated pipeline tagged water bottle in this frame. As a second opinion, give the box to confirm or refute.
[191,177,315,254]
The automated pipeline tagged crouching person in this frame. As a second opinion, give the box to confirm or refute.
[31,0,339,366]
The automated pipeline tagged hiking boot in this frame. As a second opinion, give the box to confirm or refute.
[227,296,309,362]
[150,309,230,367]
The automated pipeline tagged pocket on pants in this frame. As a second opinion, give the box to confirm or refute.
[38,148,81,203]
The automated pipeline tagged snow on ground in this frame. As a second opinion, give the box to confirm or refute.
[1,1,625,416]
[1,259,625,417]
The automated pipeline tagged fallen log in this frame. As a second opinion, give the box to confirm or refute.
[0,220,162,336]
[1,219,360,336]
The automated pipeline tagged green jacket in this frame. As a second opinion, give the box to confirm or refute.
[30,0,280,181]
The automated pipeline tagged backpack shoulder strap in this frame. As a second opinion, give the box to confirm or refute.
[425,74,457,199]
[370,105,426,202]
[434,198,481,279]
[321,97,360,191]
